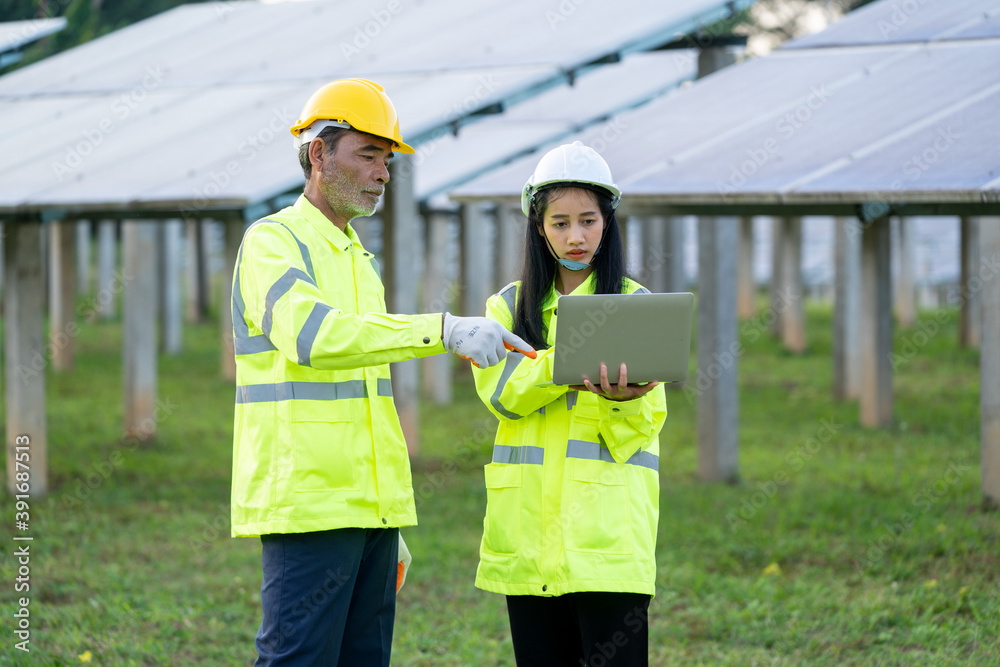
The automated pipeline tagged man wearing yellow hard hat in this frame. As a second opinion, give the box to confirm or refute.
[230,78,535,666]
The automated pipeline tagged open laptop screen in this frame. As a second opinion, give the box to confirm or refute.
[552,292,694,385]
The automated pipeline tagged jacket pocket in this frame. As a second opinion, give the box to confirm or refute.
[290,401,358,493]
[564,458,633,554]
[482,464,522,555]
[569,401,601,441]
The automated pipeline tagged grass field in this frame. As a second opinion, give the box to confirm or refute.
[0,299,997,666]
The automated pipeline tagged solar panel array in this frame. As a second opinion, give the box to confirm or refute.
[0,0,747,216]
[452,0,1000,215]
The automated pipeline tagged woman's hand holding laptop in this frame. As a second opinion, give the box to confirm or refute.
[569,362,660,402]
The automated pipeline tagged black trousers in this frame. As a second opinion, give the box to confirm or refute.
[506,592,651,667]
[254,528,399,667]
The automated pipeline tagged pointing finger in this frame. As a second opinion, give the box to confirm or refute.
[501,330,537,359]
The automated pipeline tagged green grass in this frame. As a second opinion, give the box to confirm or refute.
[1,299,997,666]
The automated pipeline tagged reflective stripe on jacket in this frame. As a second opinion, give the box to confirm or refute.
[231,195,445,537]
[471,274,666,597]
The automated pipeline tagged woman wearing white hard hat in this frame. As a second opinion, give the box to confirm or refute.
[470,142,667,666]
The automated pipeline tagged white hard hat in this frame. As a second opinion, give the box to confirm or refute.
[521,141,621,216]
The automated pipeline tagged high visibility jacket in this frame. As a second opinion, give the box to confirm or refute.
[230,195,444,537]
[471,274,667,597]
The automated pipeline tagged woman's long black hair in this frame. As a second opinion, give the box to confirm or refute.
[512,185,629,350]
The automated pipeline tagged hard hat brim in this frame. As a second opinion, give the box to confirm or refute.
[521,179,622,216]
[293,119,415,154]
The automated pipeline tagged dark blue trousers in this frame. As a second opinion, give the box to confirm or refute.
[254,528,399,667]
[506,592,651,667]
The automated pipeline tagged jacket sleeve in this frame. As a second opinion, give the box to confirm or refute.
[595,385,667,464]
[472,293,568,421]
[238,224,444,370]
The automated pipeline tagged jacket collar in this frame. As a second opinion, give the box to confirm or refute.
[294,194,363,253]
[540,272,597,312]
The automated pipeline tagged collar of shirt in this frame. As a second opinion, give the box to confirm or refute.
[293,194,364,254]
[540,272,597,314]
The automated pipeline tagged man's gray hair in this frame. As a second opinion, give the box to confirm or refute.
[298,126,349,179]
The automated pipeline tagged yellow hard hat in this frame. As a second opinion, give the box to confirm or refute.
[290,78,414,154]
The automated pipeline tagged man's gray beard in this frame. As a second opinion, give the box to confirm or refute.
[320,174,379,221]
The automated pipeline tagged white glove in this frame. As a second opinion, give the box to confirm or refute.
[396,533,412,593]
[442,312,536,368]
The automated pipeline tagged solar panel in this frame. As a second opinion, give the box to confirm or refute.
[0,18,66,55]
[784,0,1000,49]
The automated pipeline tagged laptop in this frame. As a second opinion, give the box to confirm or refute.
[551,292,694,386]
